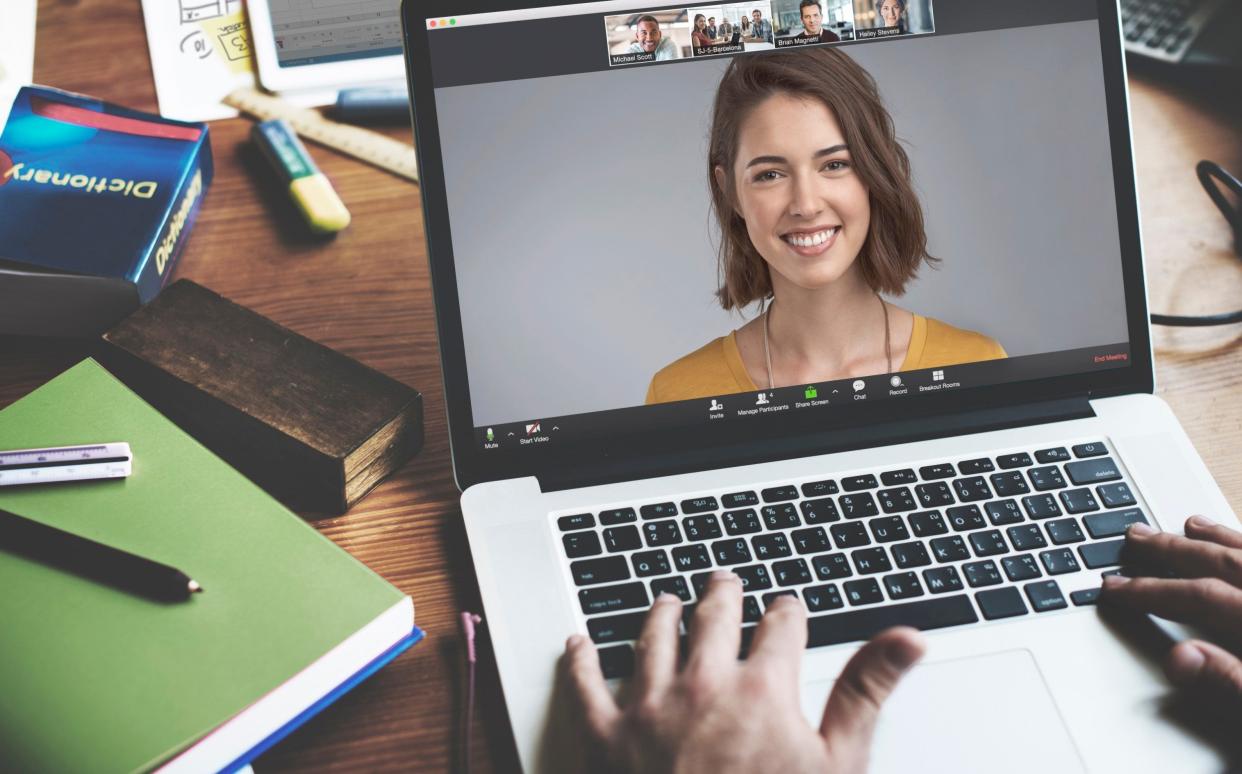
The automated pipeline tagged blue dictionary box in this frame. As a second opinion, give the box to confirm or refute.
[0,86,213,337]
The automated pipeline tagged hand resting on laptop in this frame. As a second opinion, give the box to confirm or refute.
[563,570,925,773]
[1102,517,1242,706]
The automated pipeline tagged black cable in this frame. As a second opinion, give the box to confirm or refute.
[1150,160,1242,327]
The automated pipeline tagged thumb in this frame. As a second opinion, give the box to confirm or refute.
[1166,639,1242,703]
[820,627,925,766]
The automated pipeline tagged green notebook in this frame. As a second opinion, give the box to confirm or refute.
[0,359,413,772]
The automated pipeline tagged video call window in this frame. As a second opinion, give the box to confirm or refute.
[773,0,856,47]
[688,3,777,56]
[605,10,692,65]
[852,0,934,38]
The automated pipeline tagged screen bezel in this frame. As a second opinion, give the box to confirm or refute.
[400,0,1153,491]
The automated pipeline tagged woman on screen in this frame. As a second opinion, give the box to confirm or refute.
[645,48,1004,404]
[878,0,909,32]
[691,14,713,50]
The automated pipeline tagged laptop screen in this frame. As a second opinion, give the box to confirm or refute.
[420,0,1135,458]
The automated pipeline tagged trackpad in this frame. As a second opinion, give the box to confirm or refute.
[802,649,1084,774]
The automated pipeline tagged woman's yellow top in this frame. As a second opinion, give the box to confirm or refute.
[645,315,1006,404]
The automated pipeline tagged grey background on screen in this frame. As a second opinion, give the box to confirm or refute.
[435,20,1127,427]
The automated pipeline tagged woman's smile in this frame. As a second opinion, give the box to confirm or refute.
[781,225,841,255]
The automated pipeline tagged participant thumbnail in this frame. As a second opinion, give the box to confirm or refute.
[773,0,856,47]
[852,0,934,38]
[689,3,777,56]
[605,10,690,65]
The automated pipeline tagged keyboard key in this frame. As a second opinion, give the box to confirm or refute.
[752,533,793,559]
[600,508,638,525]
[763,590,798,608]
[840,493,879,519]
[1072,442,1108,458]
[884,571,924,600]
[563,531,603,558]
[681,496,719,514]
[640,502,678,520]
[923,566,964,594]
[976,587,1028,620]
[1045,518,1085,545]
[711,538,752,566]
[597,644,635,679]
[605,525,642,552]
[1065,458,1122,485]
[908,510,949,537]
[762,485,799,503]
[931,535,970,563]
[807,595,978,644]
[919,463,957,480]
[870,516,910,543]
[672,544,712,571]
[558,513,595,531]
[844,578,885,605]
[1025,580,1067,612]
[743,596,763,623]
[773,558,813,587]
[954,476,993,502]
[1035,447,1070,463]
[632,549,671,577]
[791,527,832,554]
[1039,548,1080,575]
[948,505,987,531]
[1060,488,1100,514]
[830,522,871,549]
[915,482,955,508]
[985,499,1024,526]
[690,572,715,598]
[997,452,1033,469]
[1002,554,1042,582]
[1022,494,1062,520]
[801,479,839,497]
[969,530,1008,557]
[643,520,682,547]
[588,611,646,643]
[958,458,995,474]
[852,547,892,575]
[882,469,918,486]
[572,556,631,586]
[651,576,691,601]
[721,491,759,508]
[1027,466,1066,491]
[963,560,1003,588]
[683,515,722,541]
[1083,508,1148,539]
[1097,482,1136,509]
[811,552,852,581]
[800,497,841,524]
[723,508,762,536]
[1070,588,1100,606]
[762,503,801,530]
[734,563,774,592]
[990,471,1030,497]
[1079,539,1125,569]
[878,487,917,514]
[803,583,845,612]
[891,541,931,569]
[579,582,650,615]
[842,474,879,491]
[1007,524,1047,551]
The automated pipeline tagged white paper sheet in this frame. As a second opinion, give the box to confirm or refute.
[140,0,258,121]
[0,0,38,130]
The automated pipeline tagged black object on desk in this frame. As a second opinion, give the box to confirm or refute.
[0,508,202,602]
[1121,0,1242,67]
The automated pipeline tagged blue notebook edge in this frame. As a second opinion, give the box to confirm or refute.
[219,625,426,773]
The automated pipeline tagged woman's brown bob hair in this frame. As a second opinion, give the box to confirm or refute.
[709,47,934,310]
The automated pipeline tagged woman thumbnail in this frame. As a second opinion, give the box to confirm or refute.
[691,14,714,50]
[646,48,1004,404]
[877,0,908,32]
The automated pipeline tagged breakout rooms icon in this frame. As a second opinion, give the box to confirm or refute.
[932,370,945,382]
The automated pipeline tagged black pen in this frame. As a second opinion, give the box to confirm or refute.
[0,508,202,602]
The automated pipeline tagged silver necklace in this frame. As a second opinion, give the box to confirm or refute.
[762,293,892,390]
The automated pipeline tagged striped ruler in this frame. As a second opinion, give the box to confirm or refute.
[223,87,420,183]
[0,443,133,487]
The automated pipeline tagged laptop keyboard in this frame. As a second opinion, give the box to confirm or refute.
[555,439,1147,679]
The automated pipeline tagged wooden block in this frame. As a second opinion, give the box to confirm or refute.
[96,280,423,515]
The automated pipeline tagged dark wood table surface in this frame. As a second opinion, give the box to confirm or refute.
[3,2,1241,771]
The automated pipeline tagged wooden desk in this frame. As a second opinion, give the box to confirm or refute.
[2,4,1240,771]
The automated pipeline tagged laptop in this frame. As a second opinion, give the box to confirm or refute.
[401,0,1239,771]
